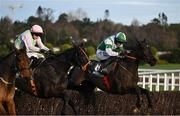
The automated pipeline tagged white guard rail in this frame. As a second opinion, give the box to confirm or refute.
[138,69,180,91]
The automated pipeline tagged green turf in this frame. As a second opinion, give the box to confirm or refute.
[138,85,179,91]
[140,63,180,69]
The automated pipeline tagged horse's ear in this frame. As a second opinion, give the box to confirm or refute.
[79,42,85,48]
[134,37,141,45]
[71,38,78,47]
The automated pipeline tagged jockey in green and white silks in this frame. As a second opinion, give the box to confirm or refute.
[14,25,50,59]
[96,32,127,60]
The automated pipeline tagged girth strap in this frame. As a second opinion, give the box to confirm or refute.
[28,76,38,96]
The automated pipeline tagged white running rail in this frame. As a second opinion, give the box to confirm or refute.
[138,69,180,91]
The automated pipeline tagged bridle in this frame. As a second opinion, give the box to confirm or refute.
[78,47,91,71]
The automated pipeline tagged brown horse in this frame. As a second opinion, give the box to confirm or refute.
[0,48,32,115]
[68,39,157,113]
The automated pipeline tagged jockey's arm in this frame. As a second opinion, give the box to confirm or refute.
[23,35,41,52]
[105,47,119,56]
[36,37,49,51]
[104,39,119,56]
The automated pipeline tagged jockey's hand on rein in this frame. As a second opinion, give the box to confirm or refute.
[118,52,126,59]
[40,49,47,54]
[47,50,54,55]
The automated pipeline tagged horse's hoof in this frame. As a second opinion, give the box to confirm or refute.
[133,107,140,113]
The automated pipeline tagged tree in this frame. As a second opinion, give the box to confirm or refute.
[0,16,14,56]
[67,8,87,22]
[158,12,168,26]
[36,6,43,19]
[35,6,54,22]
[151,18,160,25]
[131,19,140,27]
[57,13,68,23]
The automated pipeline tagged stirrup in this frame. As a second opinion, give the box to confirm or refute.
[100,68,108,75]
[91,71,104,78]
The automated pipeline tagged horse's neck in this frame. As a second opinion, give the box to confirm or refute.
[55,48,75,64]
[46,51,74,74]
[124,58,139,76]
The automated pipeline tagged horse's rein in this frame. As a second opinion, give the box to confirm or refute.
[79,47,91,71]
[125,55,137,60]
[117,55,138,78]
[0,77,14,85]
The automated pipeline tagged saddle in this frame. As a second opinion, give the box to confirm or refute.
[88,56,120,77]
[29,57,45,69]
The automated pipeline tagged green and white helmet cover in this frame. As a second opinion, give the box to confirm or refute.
[115,32,127,43]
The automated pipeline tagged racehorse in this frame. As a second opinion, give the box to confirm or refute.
[68,39,157,113]
[15,43,90,115]
[0,48,32,115]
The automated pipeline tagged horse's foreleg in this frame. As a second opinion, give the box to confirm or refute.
[134,87,142,110]
[61,90,78,115]
[0,102,7,115]
[6,99,16,115]
[139,87,153,108]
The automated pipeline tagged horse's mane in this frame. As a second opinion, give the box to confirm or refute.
[46,47,75,63]
[124,38,139,51]
[55,47,74,57]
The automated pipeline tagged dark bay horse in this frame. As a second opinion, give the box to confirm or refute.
[68,39,157,113]
[15,44,90,114]
[0,48,32,115]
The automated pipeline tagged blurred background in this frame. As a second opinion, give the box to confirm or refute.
[0,0,180,69]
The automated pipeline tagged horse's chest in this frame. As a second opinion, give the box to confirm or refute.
[0,84,15,101]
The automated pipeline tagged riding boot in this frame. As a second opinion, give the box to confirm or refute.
[90,63,105,78]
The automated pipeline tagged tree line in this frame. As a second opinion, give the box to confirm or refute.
[0,6,180,63]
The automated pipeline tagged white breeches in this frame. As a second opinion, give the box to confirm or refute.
[96,49,110,60]
[27,52,45,59]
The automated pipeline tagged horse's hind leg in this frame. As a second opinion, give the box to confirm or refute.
[0,102,7,115]
[7,99,16,115]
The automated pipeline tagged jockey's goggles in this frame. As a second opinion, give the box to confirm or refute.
[32,32,44,37]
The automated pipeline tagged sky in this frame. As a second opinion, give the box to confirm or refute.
[0,0,180,25]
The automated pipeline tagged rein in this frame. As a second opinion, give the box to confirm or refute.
[0,77,14,85]
[79,47,91,71]
[125,55,137,60]
[116,55,138,78]
[82,61,91,71]
[118,63,136,79]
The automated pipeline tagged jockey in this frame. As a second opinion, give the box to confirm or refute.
[14,24,51,59]
[92,32,127,76]
[96,32,127,60]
